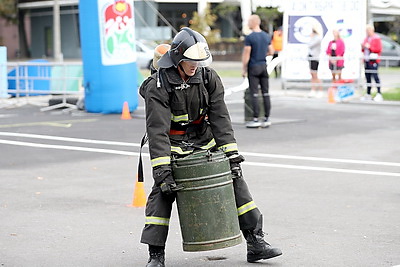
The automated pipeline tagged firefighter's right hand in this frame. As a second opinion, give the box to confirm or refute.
[160,174,179,195]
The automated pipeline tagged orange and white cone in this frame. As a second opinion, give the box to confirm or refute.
[128,175,146,207]
[121,101,132,120]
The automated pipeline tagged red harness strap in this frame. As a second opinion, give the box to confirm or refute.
[169,129,186,135]
[169,115,207,135]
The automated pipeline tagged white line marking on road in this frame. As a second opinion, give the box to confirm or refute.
[1,137,399,177]
[0,131,145,147]
[0,119,98,128]
[0,114,18,118]
[2,132,398,167]
[241,151,400,167]
[0,139,148,157]
[243,162,400,177]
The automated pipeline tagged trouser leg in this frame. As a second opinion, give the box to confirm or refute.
[371,63,381,93]
[260,71,270,118]
[248,67,260,118]
[365,63,372,94]
[233,176,261,230]
[140,185,175,247]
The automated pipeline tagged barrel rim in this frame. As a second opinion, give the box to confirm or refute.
[182,234,242,252]
[171,150,227,165]
[174,170,232,182]
[176,179,232,192]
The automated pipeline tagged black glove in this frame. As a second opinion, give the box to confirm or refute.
[227,153,245,179]
[159,173,180,195]
[153,167,182,195]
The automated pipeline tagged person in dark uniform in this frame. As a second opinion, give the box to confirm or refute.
[139,27,282,267]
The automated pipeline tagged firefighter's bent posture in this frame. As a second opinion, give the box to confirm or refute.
[139,28,282,267]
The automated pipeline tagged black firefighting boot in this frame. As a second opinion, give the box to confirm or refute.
[243,215,282,263]
[146,245,165,267]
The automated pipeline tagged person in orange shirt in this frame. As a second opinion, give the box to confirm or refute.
[271,27,283,77]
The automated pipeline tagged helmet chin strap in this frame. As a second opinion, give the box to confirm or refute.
[178,64,190,81]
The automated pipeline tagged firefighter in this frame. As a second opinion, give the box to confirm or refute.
[139,27,282,267]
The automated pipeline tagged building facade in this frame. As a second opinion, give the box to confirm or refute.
[16,0,241,60]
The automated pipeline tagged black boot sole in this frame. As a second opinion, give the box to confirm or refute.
[247,250,282,263]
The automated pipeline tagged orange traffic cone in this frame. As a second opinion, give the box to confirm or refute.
[328,87,336,104]
[121,101,132,120]
[128,175,147,207]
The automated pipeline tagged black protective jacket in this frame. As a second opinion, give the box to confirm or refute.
[139,66,238,180]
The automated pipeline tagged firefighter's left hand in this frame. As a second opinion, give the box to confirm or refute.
[228,154,245,179]
[159,174,183,195]
[160,174,178,195]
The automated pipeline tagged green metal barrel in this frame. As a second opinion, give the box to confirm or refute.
[171,150,242,252]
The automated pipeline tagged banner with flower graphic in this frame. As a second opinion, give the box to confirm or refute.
[98,0,136,65]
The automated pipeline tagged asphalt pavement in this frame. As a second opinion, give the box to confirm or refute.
[1,64,400,267]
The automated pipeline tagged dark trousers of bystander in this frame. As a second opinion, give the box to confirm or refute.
[365,62,381,94]
[248,64,271,119]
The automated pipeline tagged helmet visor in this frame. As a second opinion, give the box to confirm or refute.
[182,42,212,67]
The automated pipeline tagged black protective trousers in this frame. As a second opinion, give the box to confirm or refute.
[248,64,271,119]
[140,176,261,247]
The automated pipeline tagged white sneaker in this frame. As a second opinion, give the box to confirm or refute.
[316,91,324,98]
[373,93,383,102]
[246,120,262,128]
[360,94,372,101]
[308,90,316,98]
[261,119,272,128]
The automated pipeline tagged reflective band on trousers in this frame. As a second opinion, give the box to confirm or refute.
[145,216,170,226]
[219,143,238,153]
[171,146,193,155]
[151,156,171,168]
[170,139,216,155]
[237,201,257,216]
[171,113,189,123]
[200,138,216,150]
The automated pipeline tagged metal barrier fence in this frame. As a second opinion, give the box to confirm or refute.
[2,61,83,111]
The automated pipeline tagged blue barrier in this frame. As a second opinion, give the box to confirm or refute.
[7,59,51,96]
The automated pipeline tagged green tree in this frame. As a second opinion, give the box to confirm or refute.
[213,3,241,37]
[0,0,17,23]
[190,4,220,44]
[0,0,30,57]
[388,17,400,42]
[255,7,282,33]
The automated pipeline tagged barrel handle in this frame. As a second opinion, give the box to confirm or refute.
[206,150,212,162]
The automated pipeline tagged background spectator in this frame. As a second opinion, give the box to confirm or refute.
[326,29,345,83]
[361,24,383,102]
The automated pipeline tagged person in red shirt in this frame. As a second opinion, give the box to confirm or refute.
[326,29,345,82]
[361,24,383,101]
